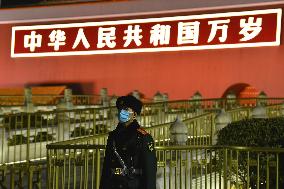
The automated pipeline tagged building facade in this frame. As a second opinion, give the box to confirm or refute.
[0,0,284,99]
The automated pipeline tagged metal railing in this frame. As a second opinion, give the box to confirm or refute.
[0,107,116,164]
[30,103,283,147]
[0,99,282,188]
[46,144,284,189]
[0,102,283,165]
[0,96,283,109]
[0,100,199,164]
[45,112,215,147]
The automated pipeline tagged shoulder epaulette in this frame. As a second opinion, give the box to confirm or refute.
[137,128,148,135]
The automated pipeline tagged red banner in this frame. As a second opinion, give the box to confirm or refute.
[11,9,282,58]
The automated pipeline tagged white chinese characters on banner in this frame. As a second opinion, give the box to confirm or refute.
[177,21,200,45]
[21,16,268,52]
[72,28,90,49]
[97,27,116,48]
[123,25,143,47]
[150,24,171,46]
[48,30,66,51]
[239,17,263,41]
[24,31,42,52]
[208,19,230,43]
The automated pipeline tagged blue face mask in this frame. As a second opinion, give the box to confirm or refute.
[119,109,131,123]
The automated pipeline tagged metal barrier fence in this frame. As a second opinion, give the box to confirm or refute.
[0,101,282,188]
[145,112,215,146]
[42,112,215,148]
[0,103,282,165]
[46,144,284,189]
[57,104,281,147]
[0,100,199,164]
[0,161,45,189]
[0,96,283,109]
[0,107,117,164]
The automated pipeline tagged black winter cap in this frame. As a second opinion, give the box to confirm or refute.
[116,95,143,115]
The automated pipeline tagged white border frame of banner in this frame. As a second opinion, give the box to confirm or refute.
[11,8,282,58]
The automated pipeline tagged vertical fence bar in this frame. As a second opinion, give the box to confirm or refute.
[204,149,208,189]
[55,150,59,189]
[179,150,182,189]
[209,149,212,189]
[91,149,95,189]
[93,110,97,135]
[236,150,239,188]
[47,148,50,189]
[84,149,88,189]
[247,151,250,189]
[228,150,232,189]
[67,149,71,189]
[276,153,279,189]
[185,150,188,189]
[169,150,172,189]
[266,154,269,189]
[62,149,66,189]
[80,150,83,189]
[210,114,214,145]
[26,113,31,163]
[189,150,192,189]
[257,153,260,189]
[223,148,228,189]
[95,149,100,189]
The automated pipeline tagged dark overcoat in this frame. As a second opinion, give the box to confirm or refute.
[100,120,157,189]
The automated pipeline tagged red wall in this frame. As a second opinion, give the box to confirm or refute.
[1,11,284,100]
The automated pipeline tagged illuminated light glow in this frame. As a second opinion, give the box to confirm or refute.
[1,157,47,165]
[11,9,282,58]
[154,138,171,142]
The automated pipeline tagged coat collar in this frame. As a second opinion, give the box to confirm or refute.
[115,120,140,134]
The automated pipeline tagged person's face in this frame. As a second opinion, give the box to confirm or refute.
[118,107,137,126]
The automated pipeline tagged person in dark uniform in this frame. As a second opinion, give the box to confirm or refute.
[100,95,157,189]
